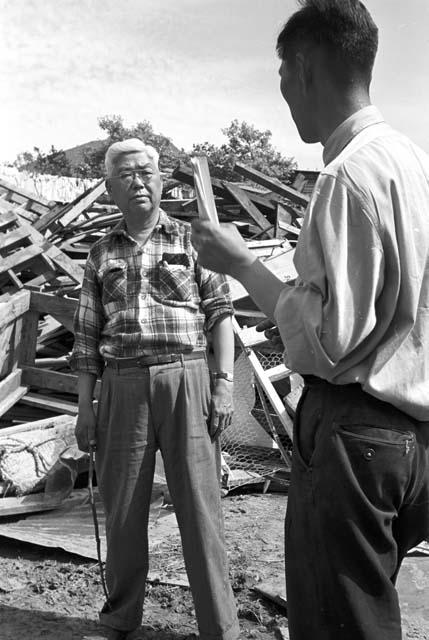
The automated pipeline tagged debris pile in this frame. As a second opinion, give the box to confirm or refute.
[0,160,311,512]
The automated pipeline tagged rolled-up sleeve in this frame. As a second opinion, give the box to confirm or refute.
[274,174,384,380]
[69,256,105,376]
[195,261,234,332]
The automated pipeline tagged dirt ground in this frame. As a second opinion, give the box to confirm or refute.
[0,492,427,640]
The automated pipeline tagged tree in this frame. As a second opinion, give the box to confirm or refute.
[15,145,72,177]
[192,119,296,183]
[76,115,188,178]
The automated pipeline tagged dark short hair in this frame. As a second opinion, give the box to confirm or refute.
[276,0,378,85]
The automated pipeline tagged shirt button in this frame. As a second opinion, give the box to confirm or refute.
[140,293,147,300]
[364,448,375,461]
[142,271,149,277]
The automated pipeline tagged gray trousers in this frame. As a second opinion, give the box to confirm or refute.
[96,357,239,640]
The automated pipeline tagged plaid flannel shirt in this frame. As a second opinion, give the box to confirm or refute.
[70,211,233,377]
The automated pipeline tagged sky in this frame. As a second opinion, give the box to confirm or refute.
[2,0,429,170]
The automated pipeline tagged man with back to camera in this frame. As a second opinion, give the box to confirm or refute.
[191,1,429,638]
[70,138,239,640]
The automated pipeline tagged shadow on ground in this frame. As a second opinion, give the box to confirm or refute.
[0,604,189,640]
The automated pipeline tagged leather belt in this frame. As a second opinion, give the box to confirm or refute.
[105,351,206,370]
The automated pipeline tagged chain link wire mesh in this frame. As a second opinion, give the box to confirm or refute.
[220,350,293,491]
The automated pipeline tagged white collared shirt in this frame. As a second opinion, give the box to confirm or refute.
[275,106,429,420]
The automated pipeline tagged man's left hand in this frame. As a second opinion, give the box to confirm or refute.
[209,379,234,441]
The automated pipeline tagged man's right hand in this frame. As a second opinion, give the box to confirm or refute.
[191,220,256,278]
[75,405,97,452]
[256,318,285,353]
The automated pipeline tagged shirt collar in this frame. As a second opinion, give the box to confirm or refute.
[109,209,179,241]
[322,105,385,166]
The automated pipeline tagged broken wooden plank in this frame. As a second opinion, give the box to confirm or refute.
[225,183,273,238]
[34,179,106,232]
[0,209,19,231]
[19,310,40,366]
[266,363,291,383]
[0,177,56,217]
[23,222,84,285]
[190,156,219,225]
[172,163,277,215]
[253,576,287,611]
[22,366,101,399]
[234,162,309,208]
[29,291,77,333]
[233,318,293,439]
[0,227,32,251]
[0,245,45,275]
[19,392,80,416]
[0,370,29,418]
[0,289,31,332]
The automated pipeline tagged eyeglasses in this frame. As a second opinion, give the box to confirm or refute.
[109,169,154,187]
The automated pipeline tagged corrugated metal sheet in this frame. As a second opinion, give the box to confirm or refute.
[0,484,179,563]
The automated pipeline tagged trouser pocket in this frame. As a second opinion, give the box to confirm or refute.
[334,423,416,510]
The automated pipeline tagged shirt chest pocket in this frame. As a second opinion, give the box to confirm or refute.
[157,264,196,305]
[100,261,128,306]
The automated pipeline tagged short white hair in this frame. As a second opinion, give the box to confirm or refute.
[105,138,159,177]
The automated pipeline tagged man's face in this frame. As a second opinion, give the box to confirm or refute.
[106,151,162,219]
[278,57,319,144]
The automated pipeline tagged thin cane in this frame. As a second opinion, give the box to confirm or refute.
[88,443,111,609]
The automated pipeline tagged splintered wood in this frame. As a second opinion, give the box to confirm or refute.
[190,155,220,225]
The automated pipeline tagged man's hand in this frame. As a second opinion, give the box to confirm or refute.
[191,220,255,278]
[209,379,234,441]
[256,318,285,353]
[75,404,97,452]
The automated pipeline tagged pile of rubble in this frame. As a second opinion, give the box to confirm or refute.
[0,161,312,514]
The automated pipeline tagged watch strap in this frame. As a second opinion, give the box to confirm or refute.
[213,371,234,382]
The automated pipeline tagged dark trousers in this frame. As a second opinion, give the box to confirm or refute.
[285,378,429,640]
[96,357,239,639]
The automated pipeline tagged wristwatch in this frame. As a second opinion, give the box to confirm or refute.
[213,371,234,382]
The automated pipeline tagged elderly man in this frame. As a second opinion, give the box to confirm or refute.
[191,1,429,639]
[70,139,239,640]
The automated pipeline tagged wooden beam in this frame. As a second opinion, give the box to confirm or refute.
[0,245,44,275]
[0,370,29,418]
[34,179,106,232]
[234,162,309,208]
[172,163,277,215]
[232,317,293,439]
[0,177,55,213]
[0,227,31,251]
[8,315,23,373]
[58,180,106,228]
[266,363,291,382]
[19,392,80,416]
[30,291,77,332]
[19,310,40,366]
[224,183,273,238]
[23,222,84,285]
[22,366,101,399]
[0,210,19,230]
[0,290,31,333]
